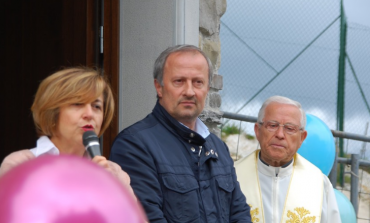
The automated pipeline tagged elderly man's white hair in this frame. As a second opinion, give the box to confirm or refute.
[257,96,306,130]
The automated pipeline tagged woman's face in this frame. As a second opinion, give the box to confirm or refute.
[51,95,104,154]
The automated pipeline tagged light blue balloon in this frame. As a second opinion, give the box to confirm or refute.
[298,114,335,175]
[333,189,357,223]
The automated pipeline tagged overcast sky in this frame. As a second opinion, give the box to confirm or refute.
[343,0,370,27]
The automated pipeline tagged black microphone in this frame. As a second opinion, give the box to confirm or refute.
[83,131,101,158]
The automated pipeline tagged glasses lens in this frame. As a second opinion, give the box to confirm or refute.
[266,121,279,131]
[264,121,299,134]
[284,124,298,134]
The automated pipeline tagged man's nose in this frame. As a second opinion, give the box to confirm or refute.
[275,125,285,139]
[183,81,195,97]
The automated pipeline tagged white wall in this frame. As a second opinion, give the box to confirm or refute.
[119,0,199,130]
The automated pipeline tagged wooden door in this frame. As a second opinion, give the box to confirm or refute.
[1,0,119,161]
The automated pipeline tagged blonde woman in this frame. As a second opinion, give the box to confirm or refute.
[0,67,132,193]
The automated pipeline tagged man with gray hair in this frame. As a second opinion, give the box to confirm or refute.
[235,95,341,223]
[110,45,252,222]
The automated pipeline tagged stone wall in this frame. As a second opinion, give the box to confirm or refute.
[198,0,227,137]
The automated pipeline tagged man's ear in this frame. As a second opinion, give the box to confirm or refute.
[154,79,163,98]
[254,123,260,141]
[300,130,308,144]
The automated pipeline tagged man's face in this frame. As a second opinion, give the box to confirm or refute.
[254,102,307,167]
[155,51,209,129]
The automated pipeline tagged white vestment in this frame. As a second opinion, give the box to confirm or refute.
[235,150,341,223]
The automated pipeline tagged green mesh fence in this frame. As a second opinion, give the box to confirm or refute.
[220,0,370,157]
[220,0,370,221]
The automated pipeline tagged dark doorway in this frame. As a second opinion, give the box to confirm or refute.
[1,0,119,161]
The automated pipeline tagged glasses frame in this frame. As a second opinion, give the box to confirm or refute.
[258,121,303,135]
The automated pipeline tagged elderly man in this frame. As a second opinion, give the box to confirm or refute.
[110,45,251,223]
[235,96,341,223]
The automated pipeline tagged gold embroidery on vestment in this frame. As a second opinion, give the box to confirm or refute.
[249,205,260,223]
[286,207,316,223]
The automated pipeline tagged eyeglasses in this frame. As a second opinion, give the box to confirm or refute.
[259,121,303,135]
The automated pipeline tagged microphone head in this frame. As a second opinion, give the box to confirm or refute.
[83,131,99,147]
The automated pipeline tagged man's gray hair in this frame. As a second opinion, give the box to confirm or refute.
[257,95,306,129]
[153,44,213,86]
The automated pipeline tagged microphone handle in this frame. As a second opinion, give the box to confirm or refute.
[86,142,101,158]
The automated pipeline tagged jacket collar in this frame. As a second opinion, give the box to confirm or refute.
[152,101,207,145]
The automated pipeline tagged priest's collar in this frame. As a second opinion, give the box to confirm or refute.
[258,151,294,177]
[258,151,293,168]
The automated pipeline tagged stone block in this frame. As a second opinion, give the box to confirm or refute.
[202,39,221,70]
[216,0,227,17]
[199,109,223,125]
[209,92,221,108]
[199,0,227,36]
[211,73,223,90]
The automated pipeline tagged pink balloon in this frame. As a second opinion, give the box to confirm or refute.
[0,155,146,223]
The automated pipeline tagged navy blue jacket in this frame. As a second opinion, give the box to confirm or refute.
[110,102,251,223]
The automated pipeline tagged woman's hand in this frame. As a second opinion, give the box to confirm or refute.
[0,150,35,177]
[92,155,136,200]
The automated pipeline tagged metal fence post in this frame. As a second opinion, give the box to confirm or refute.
[337,0,347,187]
[350,154,359,214]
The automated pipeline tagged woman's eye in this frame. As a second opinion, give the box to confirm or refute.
[72,103,83,106]
[93,104,102,110]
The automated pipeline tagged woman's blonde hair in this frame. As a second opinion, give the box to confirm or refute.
[31,67,114,137]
